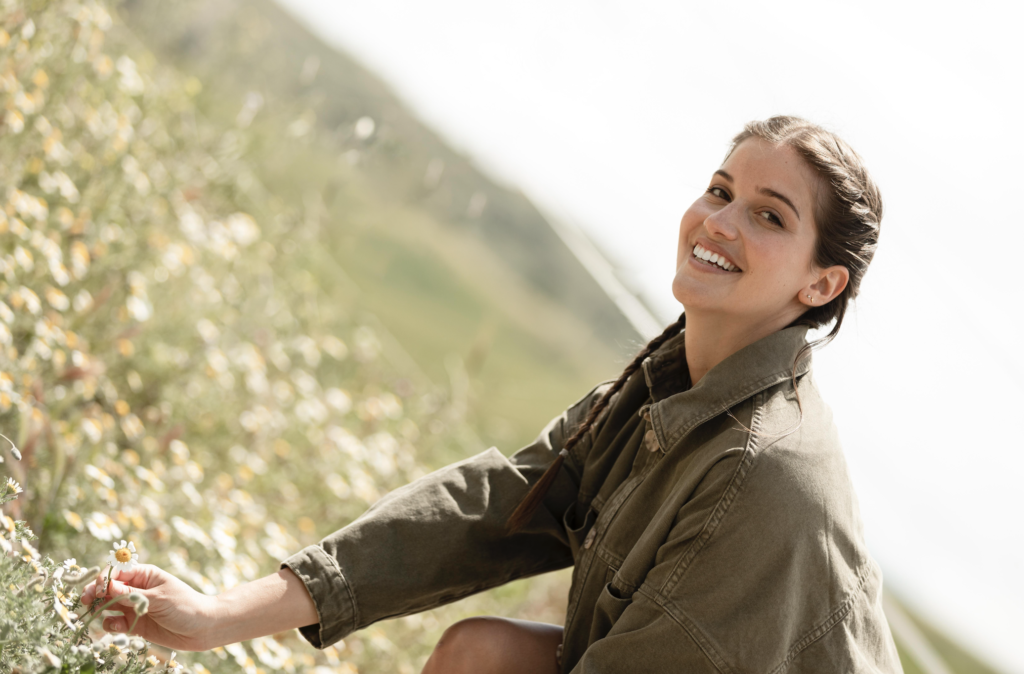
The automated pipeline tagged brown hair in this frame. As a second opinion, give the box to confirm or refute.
[730,117,883,359]
[506,116,882,533]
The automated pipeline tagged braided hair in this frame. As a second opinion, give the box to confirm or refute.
[505,313,686,533]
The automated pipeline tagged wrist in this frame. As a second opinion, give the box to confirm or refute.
[198,592,231,650]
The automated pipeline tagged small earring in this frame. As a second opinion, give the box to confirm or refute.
[806,295,813,302]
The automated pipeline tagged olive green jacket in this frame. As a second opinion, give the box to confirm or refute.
[282,325,902,673]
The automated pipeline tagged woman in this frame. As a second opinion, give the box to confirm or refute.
[84,116,902,673]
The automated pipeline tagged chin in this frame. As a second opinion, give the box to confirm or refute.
[671,275,710,312]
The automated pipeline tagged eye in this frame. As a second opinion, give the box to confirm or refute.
[758,210,784,227]
[706,186,730,200]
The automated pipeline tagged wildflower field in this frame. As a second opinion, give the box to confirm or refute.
[0,2,573,672]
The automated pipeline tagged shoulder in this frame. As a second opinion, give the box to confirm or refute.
[653,375,888,672]
[744,373,858,528]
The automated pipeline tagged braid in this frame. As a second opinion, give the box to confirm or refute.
[505,313,686,533]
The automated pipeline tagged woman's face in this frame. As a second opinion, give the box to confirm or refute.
[672,137,845,333]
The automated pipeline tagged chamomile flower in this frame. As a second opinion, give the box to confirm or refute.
[5,476,21,494]
[108,539,139,571]
[62,557,80,573]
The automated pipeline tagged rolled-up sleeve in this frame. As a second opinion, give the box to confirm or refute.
[281,383,610,648]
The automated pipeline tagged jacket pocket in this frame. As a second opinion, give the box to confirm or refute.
[588,581,633,644]
[562,501,597,560]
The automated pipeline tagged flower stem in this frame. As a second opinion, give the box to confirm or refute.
[88,565,114,614]
[79,593,123,632]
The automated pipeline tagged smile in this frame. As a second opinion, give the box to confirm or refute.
[692,244,740,272]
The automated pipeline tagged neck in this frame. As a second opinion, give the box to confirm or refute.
[683,310,796,385]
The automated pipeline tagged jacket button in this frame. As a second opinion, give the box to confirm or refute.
[644,429,660,453]
[583,529,596,549]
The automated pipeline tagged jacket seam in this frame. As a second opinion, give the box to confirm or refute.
[637,583,732,674]
[317,544,361,636]
[767,560,874,674]
[564,458,658,634]
[658,369,801,451]
[658,392,765,596]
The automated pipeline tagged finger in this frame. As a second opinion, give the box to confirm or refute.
[81,567,108,605]
[108,563,164,590]
[103,579,149,607]
[102,605,138,634]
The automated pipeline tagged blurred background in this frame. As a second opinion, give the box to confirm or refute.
[1,0,1020,672]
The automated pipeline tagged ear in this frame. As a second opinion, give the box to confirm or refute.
[800,265,849,307]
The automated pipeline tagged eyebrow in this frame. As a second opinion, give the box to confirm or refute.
[758,187,801,221]
[712,170,801,220]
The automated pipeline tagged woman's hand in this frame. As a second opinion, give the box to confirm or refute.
[81,564,216,651]
[81,564,320,651]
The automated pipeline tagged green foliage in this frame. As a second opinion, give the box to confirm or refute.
[0,1,540,671]
[1,482,153,673]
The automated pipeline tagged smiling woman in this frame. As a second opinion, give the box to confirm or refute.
[672,118,880,384]
[85,117,897,674]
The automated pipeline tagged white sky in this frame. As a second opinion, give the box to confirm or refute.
[275,0,1024,669]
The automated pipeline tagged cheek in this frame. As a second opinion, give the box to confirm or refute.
[676,203,706,260]
[750,239,815,291]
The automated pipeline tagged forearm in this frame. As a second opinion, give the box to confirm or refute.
[205,568,319,649]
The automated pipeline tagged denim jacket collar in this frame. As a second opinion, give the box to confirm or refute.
[642,323,811,452]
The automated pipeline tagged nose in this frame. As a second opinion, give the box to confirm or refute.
[704,204,740,241]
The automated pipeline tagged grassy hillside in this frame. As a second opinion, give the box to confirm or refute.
[0,2,579,671]
[116,0,652,462]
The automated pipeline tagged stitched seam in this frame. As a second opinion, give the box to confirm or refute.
[659,370,797,450]
[315,544,361,635]
[659,393,765,596]
[595,544,624,570]
[638,584,733,674]
[562,536,599,636]
[768,561,873,674]
[565,459,656,633]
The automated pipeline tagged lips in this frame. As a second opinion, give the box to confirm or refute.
[692,243,741,272]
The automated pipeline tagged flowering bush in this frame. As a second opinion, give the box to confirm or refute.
[0,1,567,672]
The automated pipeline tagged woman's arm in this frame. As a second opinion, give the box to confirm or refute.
[206,568,319,647]
[85,383,609,651]
[81,565,318,651]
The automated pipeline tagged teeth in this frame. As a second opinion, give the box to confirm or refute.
[692,244,738,272]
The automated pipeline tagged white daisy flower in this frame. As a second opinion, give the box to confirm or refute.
[62,558,80,572]
[108,540,139,572]
[4,477,21,495]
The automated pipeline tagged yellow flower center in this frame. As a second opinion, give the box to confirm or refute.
[115,548,132,563]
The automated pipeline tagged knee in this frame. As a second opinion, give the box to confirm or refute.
[423,617,507,674]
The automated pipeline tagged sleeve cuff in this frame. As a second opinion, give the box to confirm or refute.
[281,544,359,649]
